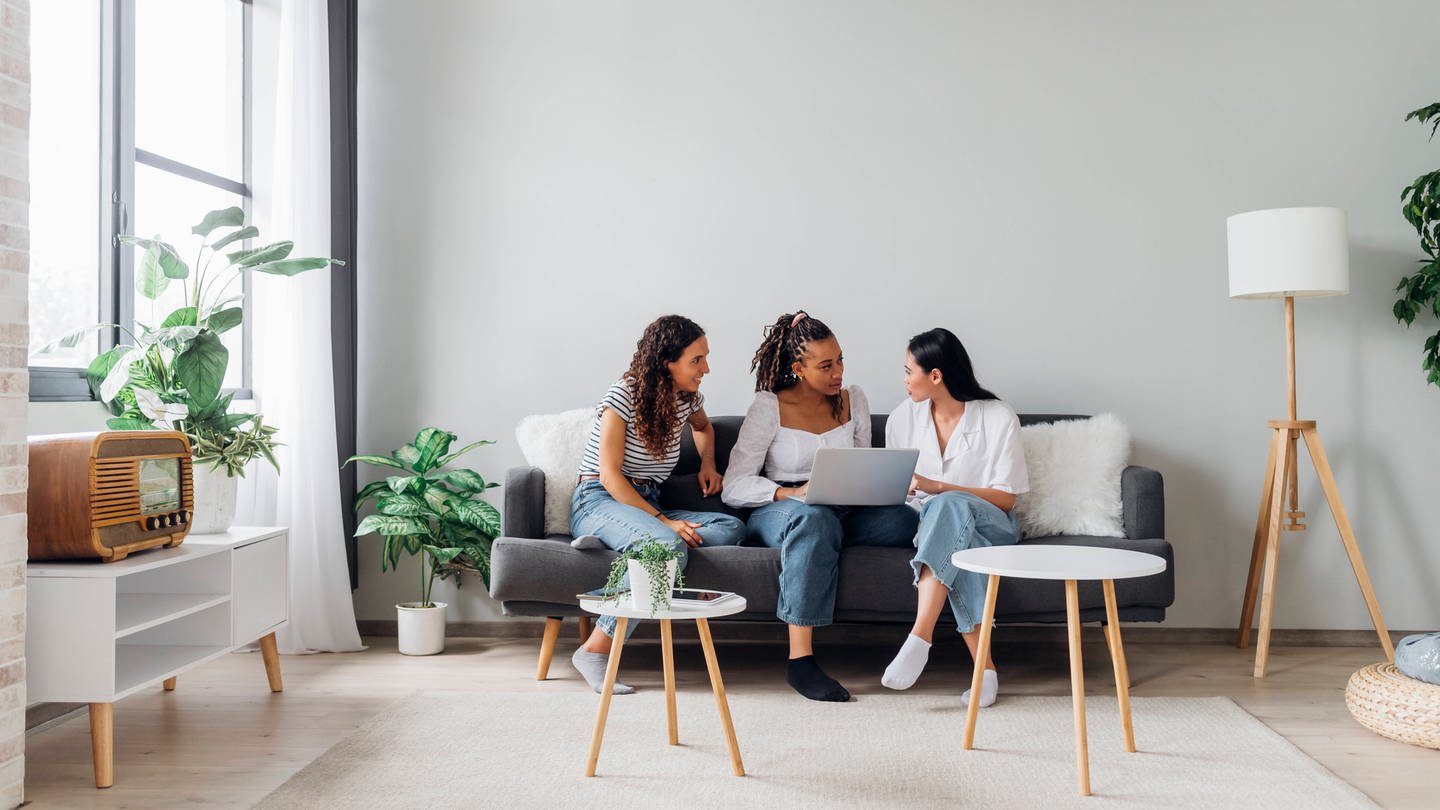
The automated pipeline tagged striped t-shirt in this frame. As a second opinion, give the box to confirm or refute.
[576,378,703,483]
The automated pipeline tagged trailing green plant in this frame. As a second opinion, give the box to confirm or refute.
[346,428,501,608]
[38,206,341,474]
[601,537,685,616]
[1395,102,1440,388]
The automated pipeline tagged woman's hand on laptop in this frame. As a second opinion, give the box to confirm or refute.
[663,517,706,548]
[910,474,946,496]
[698,464,723,497]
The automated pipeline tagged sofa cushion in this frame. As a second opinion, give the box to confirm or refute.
[1014,413,1130,539]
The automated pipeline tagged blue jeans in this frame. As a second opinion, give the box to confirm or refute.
[570,479,746,637]
[910,491,1021,633]
[747,498,919,627]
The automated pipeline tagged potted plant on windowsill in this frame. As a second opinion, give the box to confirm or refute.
[602,537,685,616]
[39,206,341,533]
[346,428,501,655]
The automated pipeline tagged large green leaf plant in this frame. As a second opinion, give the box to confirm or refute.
[346,428,501,608]
[1396,102,1440,389]
[39,206,341,475]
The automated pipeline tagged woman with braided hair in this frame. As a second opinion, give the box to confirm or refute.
[568,315,745,695]
[723,311,919,702]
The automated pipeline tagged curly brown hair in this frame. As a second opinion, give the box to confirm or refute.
[624,315,706,461]
[749,310,844,421]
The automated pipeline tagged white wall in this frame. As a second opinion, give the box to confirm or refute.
[355,0,1440,630]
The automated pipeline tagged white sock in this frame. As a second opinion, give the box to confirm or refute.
[882,634,932,690]
[571,648,635,695]
[961,669,999,708]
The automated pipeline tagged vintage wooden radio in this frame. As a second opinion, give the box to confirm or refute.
[28,431,194,562]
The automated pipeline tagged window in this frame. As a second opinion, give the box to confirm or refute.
[29,0,251,400]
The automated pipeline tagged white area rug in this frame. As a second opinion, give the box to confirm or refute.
[256,690,1375,809]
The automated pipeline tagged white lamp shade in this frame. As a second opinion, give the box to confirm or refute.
[1226,207,1350,299]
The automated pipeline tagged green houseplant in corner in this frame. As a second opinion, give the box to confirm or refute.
[1395,102,1440,389]
[39,206,340,532]
[346,428,501,656]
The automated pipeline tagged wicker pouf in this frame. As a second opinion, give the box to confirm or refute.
[1345,662,1440,749]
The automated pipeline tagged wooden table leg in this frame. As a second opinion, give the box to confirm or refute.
[584,617,627,777]
[661,618,678,745]
[578,615,593,642]
[696,618,745,776]
[162,677,176,691]
[537,617,562,681]
[89,702,113,789]
[259,631,284,692]
[962,574,1001,750]
[1065,579,1090,796]
[1103,579,1135,753]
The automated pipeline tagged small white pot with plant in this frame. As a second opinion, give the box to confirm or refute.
[347,428,501,656]
[603,537,684,615]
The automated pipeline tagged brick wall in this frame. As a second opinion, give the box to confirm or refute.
[0,0,24,806]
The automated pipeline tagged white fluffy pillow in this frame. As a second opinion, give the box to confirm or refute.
[514,408,595,535]
[1014,413,1130,539]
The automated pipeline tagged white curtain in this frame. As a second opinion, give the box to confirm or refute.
[237,0,364,654]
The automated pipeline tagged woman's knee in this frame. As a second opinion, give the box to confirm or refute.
[922,491,982,524]
[787,504,843,544]
[701,515,746,547]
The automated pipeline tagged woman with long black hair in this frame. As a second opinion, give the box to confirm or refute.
[881,328,1029,709]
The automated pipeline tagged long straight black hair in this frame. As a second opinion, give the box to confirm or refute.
[908,328,998,402]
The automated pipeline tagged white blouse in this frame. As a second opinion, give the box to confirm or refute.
[885,397,1029,511]
[722,386,871,508]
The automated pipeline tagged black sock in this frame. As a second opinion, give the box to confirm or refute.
[786,655,850,702]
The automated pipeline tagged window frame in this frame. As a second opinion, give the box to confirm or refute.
[29,0,254,402]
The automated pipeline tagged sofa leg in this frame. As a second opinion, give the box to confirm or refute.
[578,615,593,641]
[537,617,563,680]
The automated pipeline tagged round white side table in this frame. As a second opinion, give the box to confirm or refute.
[578,595,748,777]
[952,545,1167,797]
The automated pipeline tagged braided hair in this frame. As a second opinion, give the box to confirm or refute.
[624,315,706,461]
[749,310,844,421]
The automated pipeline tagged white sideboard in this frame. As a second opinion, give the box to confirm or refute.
[27,526,290,788]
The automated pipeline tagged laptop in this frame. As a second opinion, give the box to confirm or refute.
[788,447,920,506]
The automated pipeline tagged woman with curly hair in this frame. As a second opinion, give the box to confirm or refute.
[569,314,745,695]
[722,311,919,702]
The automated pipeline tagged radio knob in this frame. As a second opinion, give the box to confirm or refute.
[144,517,155,530]
[168,513,178,526]
[179,511,188,524]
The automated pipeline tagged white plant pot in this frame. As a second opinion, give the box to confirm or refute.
[396,601,447,655]
[628,559,677,613]
[189,463,237,535]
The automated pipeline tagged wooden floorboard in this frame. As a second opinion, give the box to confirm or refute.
[22,632,1439,808]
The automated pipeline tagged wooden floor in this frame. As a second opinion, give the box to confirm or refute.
[23,628,1439,808]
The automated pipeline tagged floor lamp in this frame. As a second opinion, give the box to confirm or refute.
[1227,206,1394,678]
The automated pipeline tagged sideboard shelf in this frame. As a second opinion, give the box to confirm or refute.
[27,526,290,788]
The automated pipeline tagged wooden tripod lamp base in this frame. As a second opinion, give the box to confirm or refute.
[1227,208,1394,678]
[1235,418,1395,677]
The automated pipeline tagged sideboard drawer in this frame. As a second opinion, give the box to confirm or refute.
[233,533,288,643]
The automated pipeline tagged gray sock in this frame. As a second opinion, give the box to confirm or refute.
[570,534,604,550]
[571,648,635,695]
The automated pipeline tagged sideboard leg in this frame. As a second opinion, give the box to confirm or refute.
[260,632,284,692]
[162,677,176,691]
[89,702,113,789]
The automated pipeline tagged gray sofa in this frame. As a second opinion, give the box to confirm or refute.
[491,413,1172,672]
